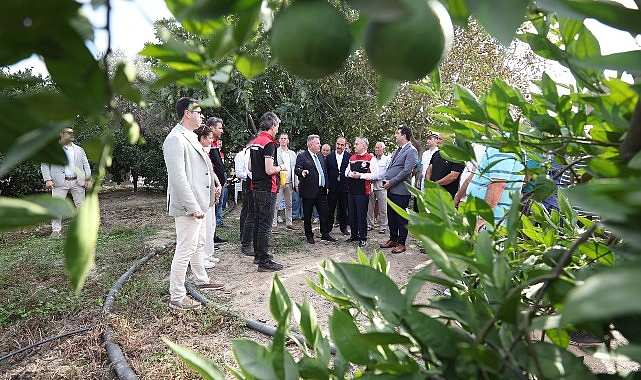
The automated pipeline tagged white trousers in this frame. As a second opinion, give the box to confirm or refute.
[367,188,388,231]
[273,182,293,226]
[51,179,85,233]
[169,215,211,302]
[202,206,217,263]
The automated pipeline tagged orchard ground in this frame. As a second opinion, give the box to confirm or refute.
[0,187,636,378]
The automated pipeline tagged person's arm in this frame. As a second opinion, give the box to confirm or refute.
[41,163,55,190]
[357,157,379,180]
[435,171,461,187]
[295,154,309,178]
[454,164,475,207]
[424,164,433,184]
[475,179,507,232]
[234,153,247,180]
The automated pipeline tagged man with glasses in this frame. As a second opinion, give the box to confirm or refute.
[163,97,224,311]
[41,127,92,237]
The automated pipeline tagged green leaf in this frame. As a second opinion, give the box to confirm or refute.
[0,195,74,231]
[269,275,292,324]
[332,262,405,320]
[297,357,330,380]
[354,332,412,346]
[533,176,557,202]
[469,0,529,46]
[329,308,370,364]
[562,265,641,324]
[167,0,262,20]
[453,85,487,122]
[232,339,279,380]
[516,342,596,379]
[566,24,601,60]
[163,337,226,380]
[297,298,322,352]
[377,77,401,108]
[112,61,142,104]
[560,0,641,36]
[206,24,237,60]
[21,93,79,120]
[568,50,641,74]
[234,54,267,79]
[233,3,261,45]
[64,193,99,292]
[401,308,469,359]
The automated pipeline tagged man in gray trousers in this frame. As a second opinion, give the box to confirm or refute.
[380,126,418,254]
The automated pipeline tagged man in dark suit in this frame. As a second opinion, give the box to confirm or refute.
[326,137,351,236]
[294,134,337,244]
[380,126,419,253]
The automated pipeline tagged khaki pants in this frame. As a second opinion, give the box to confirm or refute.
[51,179,85,234]
[367,188,388,232]
[169,215,211,302]
[273,182,293,226]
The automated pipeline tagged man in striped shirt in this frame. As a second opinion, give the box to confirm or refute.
[466,146,524,232]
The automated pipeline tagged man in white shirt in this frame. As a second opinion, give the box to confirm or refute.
[416,132,440,191]
[40,127,92,237]
[367,141,391,233]
[234,135,255,255]
[272,133,298,232]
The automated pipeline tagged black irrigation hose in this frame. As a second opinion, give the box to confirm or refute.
[103,200,336,379]
[0,327,91,362]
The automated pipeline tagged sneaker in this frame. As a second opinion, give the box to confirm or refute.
[277,216,283,223]
[214,235,228,243]
[307,236,315,244]
[379,229,386,234]
[359,240,367,247]
[340,229,350,236]
[286,225,296,230]
[210,257,220,263]
[321,235,337,242]
[50,231,61,237]
[272,226,280,234]
[569,331,602,347]
[253,254,274,264]
[258,260,284,272]
[169,297,202,310]
[204,260,216,269]
[197,282,225,291]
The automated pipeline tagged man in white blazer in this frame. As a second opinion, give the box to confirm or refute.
[40,127,91,237]
[163,97,224,311]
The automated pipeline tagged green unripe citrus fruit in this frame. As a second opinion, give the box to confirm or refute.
[364,0,453,81]
[270,1,352,79]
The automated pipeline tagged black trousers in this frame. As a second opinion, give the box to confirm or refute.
[387,192,411,245]
[239,182,254,250]
[302,187,332,238]
[348,193,369,240]
[252,190,276,263]
[328,190,348,231]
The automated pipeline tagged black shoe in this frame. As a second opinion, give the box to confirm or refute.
[253,254,274,264]
[346,237,359,242]
[257,259,283,272]
[214,235,228,243]
[321,235,337,242]
[241,247,254,256]
[214,243,222,249]
[569,331,602,347]
[359,240,367,247]
[341,229,350,236]
[307,236,315,244]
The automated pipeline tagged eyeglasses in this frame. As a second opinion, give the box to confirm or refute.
[190,110,202,115]
[62,131,74,135]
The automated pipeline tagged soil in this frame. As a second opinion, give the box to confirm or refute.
[2,187,637,378]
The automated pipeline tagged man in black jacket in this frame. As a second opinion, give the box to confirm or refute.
[294,134,336,244]
[326,137,351,236]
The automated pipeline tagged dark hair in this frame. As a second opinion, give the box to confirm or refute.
[194,125,213,141]
[398,125,412,141]
[175,97,199,120]
[258,111,281,131]
[206,117,223,128]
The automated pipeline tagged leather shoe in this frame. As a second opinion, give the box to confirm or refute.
[307,236,315,244]
[321,235,337,242]
[214,235,228,243]
[286,225,296,230]
[358,240,367,247]
[391,244,406,253]
[379,240,398,249]
[340,229,350,236]
[346,237,359,242]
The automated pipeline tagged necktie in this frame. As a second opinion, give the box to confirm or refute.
[313,153,325,187]
[391,147,401,163]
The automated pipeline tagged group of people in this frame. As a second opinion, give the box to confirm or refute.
[40,96,526,311]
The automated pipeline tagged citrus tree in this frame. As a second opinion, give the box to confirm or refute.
[140,0,641,378]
